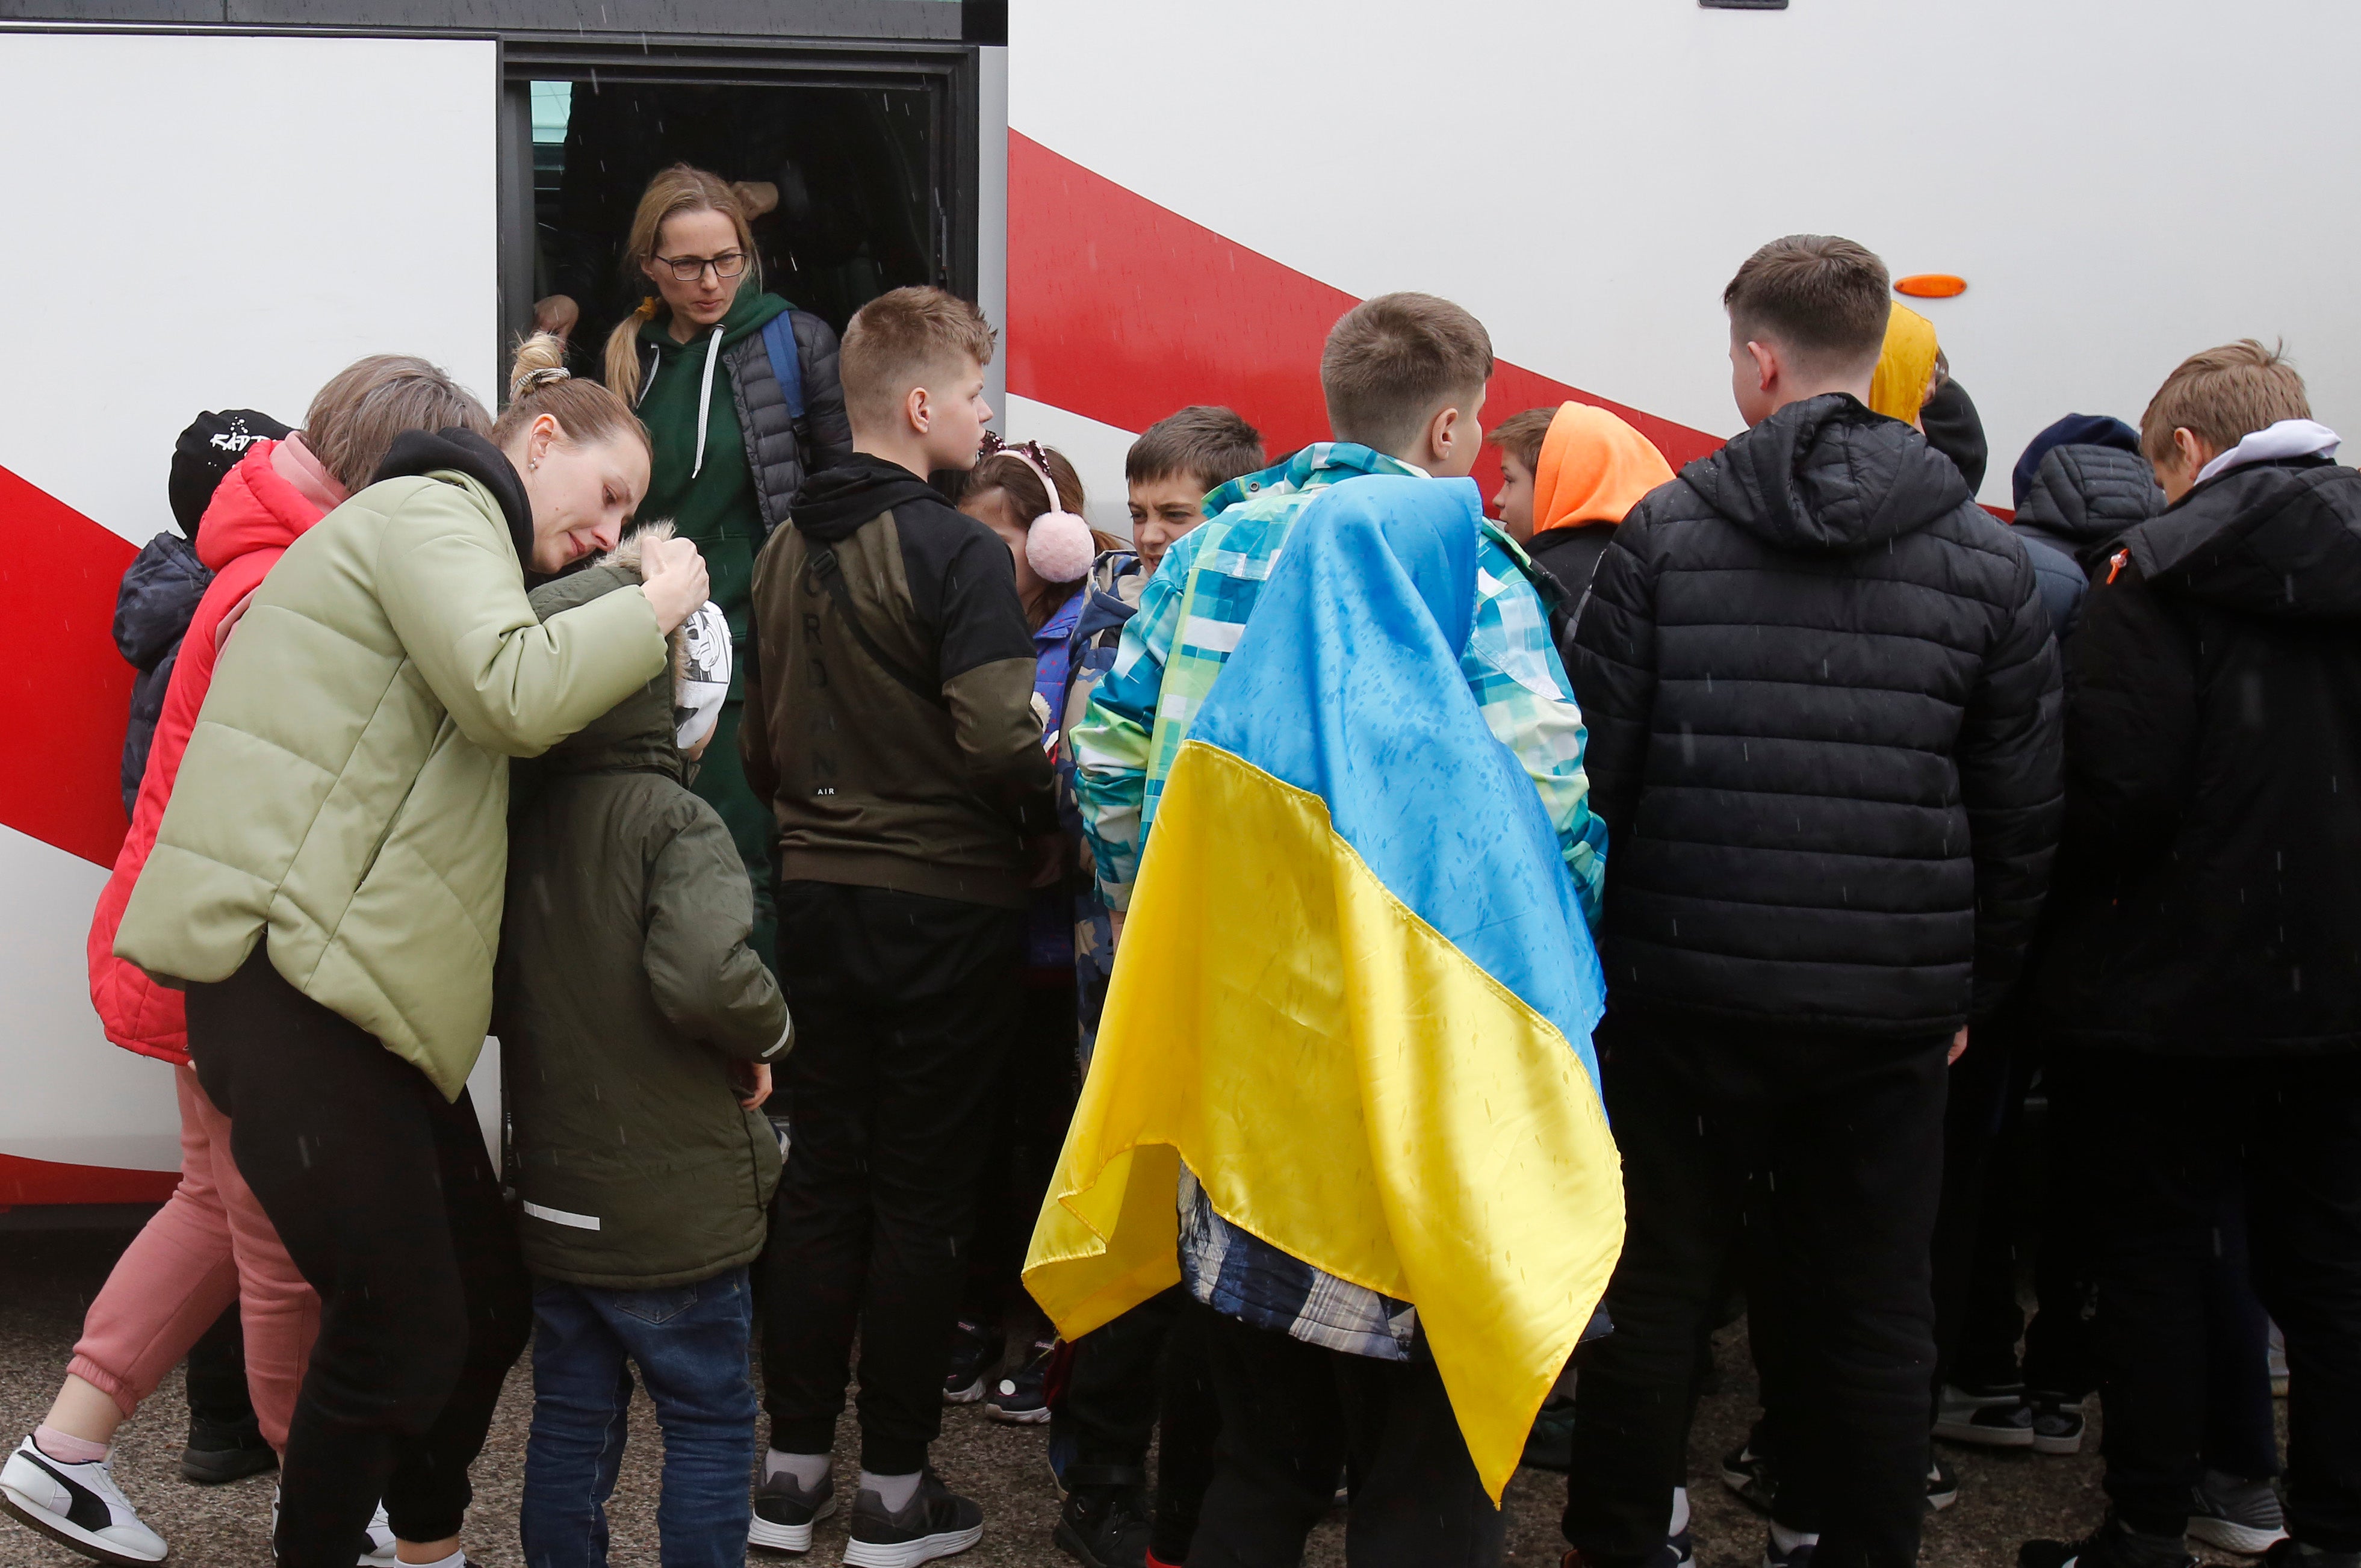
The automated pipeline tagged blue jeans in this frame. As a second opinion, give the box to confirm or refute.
[521,1268,757,1568]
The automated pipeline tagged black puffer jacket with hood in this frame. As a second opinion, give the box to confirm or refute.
[1569,393,2064,1038]
[113,533,212,816]
[498,533,790,1289]
[2012,441,2164,642]
[2038,455,2361,1054]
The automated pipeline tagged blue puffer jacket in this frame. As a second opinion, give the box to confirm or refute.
[111,533,213,815]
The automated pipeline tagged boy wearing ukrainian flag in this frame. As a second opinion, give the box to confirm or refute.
[1037,294,1622,1565]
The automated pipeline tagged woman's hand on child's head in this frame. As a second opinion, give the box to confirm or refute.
[733,1059,771,1109]
[641,536,710,633]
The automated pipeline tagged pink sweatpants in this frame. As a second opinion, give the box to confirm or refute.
[67,1065,318,1450]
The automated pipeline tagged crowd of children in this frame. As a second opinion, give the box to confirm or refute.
[2,158,2357,1568]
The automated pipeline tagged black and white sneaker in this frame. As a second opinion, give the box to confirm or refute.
[1936,1383,2035,1448]
[1720,1439,1779,1515]
[2031,1394,2087,1456]
[1928,1457,1959,1511]
[2188,1470,2288,1555]
[843,1471,984,1567]
[749,1465,836,1554]
[943,1319,1001,1405]
[985,1338,1057,1426]
[2021,1514,2195,1568]
[0,1434,168,1565]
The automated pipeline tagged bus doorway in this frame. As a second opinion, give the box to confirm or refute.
[507,64,968,382]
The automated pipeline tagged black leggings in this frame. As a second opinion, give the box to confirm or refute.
[188,944,530,1566]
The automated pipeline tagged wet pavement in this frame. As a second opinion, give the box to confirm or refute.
[0,1224,2278,1567]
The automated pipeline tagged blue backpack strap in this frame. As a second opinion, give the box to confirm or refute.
[760,312,807,421]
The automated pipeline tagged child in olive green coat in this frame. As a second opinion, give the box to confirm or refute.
[497,525,790,1568]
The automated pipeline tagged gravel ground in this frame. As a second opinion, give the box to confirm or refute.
[0,1223,2282,1568]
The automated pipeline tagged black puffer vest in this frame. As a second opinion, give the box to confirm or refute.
[633,309,852,541]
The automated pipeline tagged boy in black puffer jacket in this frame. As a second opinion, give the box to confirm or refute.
[498,527,791,1568]
[1560,234,2062,1568]
[2021,343,2361,1568]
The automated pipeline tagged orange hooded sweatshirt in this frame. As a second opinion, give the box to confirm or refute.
[1532,403,1675,538]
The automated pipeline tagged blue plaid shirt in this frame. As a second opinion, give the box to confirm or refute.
[1074,447,1610,1360]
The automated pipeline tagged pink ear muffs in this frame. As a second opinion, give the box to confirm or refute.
[1004,447,1096,583]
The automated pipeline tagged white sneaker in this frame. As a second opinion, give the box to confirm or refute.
[0,1434,169,1564]
[273,1485,399,1564]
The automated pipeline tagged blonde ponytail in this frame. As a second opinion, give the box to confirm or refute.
[493,331,648,454]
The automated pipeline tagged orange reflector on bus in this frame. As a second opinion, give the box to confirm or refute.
[1895,274,1966,299]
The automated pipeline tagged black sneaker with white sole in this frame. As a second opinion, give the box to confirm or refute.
[1720,1439,1778,1515]
[0,1434,168,1566]
[2031,1394,2086,1456]
[843,1471,983,1567]
[2188,1470,2288,1555]
[1927,1457,1959,1511]
[2020,1514,2194,1568]
[1936,1382,2035,1448]
[943,1319,1001,1405]
[985,1338,1056,1425]
[749,1466,837,1554]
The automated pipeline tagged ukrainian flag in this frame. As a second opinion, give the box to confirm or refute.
[1025,474,1622,1501]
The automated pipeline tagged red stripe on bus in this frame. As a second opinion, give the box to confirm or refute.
[1,462,135,869]
[1005,131,1723,474]
[0,1151,179,1207]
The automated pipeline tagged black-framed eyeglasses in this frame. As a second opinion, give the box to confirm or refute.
[655,250,748,282]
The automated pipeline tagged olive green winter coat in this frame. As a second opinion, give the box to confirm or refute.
[116,433,669,1099]
[498,554,789,1289]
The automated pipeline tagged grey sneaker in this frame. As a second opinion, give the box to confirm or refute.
[843,1470,982,1568]
[2189,1471,2288,1555]
[749,1466,837,1554]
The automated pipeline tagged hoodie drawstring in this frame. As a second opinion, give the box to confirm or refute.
[691,324,724,479]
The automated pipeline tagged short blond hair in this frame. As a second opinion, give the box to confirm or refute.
[2139,339,2310,464]
[1321,293,1494,457]
[304,355,491,492]
[841,286,997,430]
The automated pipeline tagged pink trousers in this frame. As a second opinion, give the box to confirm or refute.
[67,1065,318,1450]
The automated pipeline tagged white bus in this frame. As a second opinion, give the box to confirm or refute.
[4,0,2355,1216]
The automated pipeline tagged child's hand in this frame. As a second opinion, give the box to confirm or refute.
[733,1060,772,1109]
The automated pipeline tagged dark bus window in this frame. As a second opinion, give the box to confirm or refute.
[528,76,938,371]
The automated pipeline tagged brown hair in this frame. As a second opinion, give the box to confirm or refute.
[840,286,997,430]
[1488,407,1556,475]
[601,164,763,402]
[494,333,650,454]
[966,445,1120,628]
[303,356,491,492]
[1124,405,1267,494]
[1321,293,1494,457]
[1723,235,1891,373]
[2139,339,2311,464]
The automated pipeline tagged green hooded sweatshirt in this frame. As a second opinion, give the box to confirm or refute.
[636,285,793,672]
[497,539,790,1289]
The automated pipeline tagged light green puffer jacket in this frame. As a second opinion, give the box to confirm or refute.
[116,433,669,1099]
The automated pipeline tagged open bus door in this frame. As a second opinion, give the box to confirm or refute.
[0,8,1005,1219]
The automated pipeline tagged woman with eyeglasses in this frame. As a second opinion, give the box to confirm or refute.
[603,163,854,970]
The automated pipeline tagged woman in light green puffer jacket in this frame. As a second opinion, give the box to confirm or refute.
[114,336,710,1568]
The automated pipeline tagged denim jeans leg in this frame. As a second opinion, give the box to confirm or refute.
[591,1268,760,1568]
[523,1282,636,1568]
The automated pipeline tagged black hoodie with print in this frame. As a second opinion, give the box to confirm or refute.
[1568,393,2064,1038]
[741,454,1054,910]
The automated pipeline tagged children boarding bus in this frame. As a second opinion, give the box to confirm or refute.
[3,0,2359,1215]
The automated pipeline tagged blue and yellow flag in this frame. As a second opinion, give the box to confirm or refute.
[1025,474,1622,1501]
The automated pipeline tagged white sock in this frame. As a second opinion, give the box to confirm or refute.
[396,1553,465,1568]
[860,1469,922,1512]
[1770,1522,1821,1553]
[1669,1486,1691,1535]
[765,1449,830,1489]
